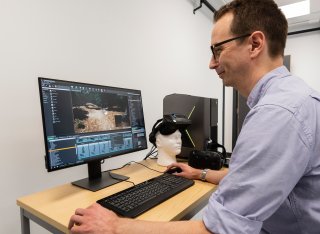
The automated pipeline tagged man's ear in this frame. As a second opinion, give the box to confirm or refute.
[249,31,265,58]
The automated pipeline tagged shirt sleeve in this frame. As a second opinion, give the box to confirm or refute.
[203,104,311,234]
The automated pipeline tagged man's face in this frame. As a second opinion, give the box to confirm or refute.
[209,13,250,88]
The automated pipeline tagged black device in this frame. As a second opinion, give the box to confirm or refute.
[188,140,226,170]
[148,114,192,147]
[188,150,223,170]
[163,94,218,159]
[38,77,148,191]
[165,167,182,174]
[97,173,194,218]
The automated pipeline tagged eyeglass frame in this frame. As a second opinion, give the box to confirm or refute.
[210,33,251,61]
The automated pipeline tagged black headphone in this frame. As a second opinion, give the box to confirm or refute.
[148,118,178,147]
[149,114,192,147]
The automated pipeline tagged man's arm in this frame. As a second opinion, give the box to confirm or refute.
[168,162,228,184]
[69,203,212,234]
[204,168,228,184]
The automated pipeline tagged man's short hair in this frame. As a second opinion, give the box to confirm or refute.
[214,0,288,58]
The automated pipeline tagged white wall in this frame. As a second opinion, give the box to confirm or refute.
[0,0,223,233]
[285,31,320,90]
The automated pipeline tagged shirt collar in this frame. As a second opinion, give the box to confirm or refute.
[247,66,291,108]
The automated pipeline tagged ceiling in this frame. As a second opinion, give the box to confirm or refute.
[275,0,303,6]
[205,0,320,32]
[276,0,320,31]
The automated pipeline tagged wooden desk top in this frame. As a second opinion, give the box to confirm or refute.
[17,160,217,233]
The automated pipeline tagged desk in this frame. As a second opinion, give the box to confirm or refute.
[17,159,217,234]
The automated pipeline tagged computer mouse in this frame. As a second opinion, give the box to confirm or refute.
[166,167,182,174]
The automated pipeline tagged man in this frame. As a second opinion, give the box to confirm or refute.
[69,0,320,233]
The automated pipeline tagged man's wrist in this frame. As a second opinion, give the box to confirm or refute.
[200,169,209,181]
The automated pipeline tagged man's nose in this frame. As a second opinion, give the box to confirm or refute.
[209,56,219,69]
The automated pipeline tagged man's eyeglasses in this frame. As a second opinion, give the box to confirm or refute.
[210,33,251,61]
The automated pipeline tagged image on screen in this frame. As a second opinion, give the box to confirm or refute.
[72,91,130,133]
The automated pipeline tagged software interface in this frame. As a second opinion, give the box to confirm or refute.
[39,78,147,171]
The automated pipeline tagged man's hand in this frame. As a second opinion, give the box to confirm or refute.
[68,203,119,234]
[167,162,228,184]
[167,162,201,180]
[69,202,212,234]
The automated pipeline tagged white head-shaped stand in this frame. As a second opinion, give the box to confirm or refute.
[155,129,182,166]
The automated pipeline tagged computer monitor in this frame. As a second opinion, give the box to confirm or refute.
[38,77,148,191]
[163,94,218,159]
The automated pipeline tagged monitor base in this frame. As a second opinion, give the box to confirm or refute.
[72,171,129,192]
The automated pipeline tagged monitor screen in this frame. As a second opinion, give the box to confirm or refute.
[38,77,148,191]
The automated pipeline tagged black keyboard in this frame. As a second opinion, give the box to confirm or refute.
[97,173,194,218]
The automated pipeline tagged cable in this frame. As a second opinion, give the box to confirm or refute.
[102,161,132,173]
[108,171,135,186]
[147,150,158,159]
[103,160,165,187]
[143,146,155,159]
[143,146,158,160]
[131,161,164,174]
[114,160,164,174]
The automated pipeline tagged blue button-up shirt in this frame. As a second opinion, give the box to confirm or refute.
[203,66,320,234]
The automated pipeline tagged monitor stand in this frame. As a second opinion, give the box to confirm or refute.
[72,160,129,192]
